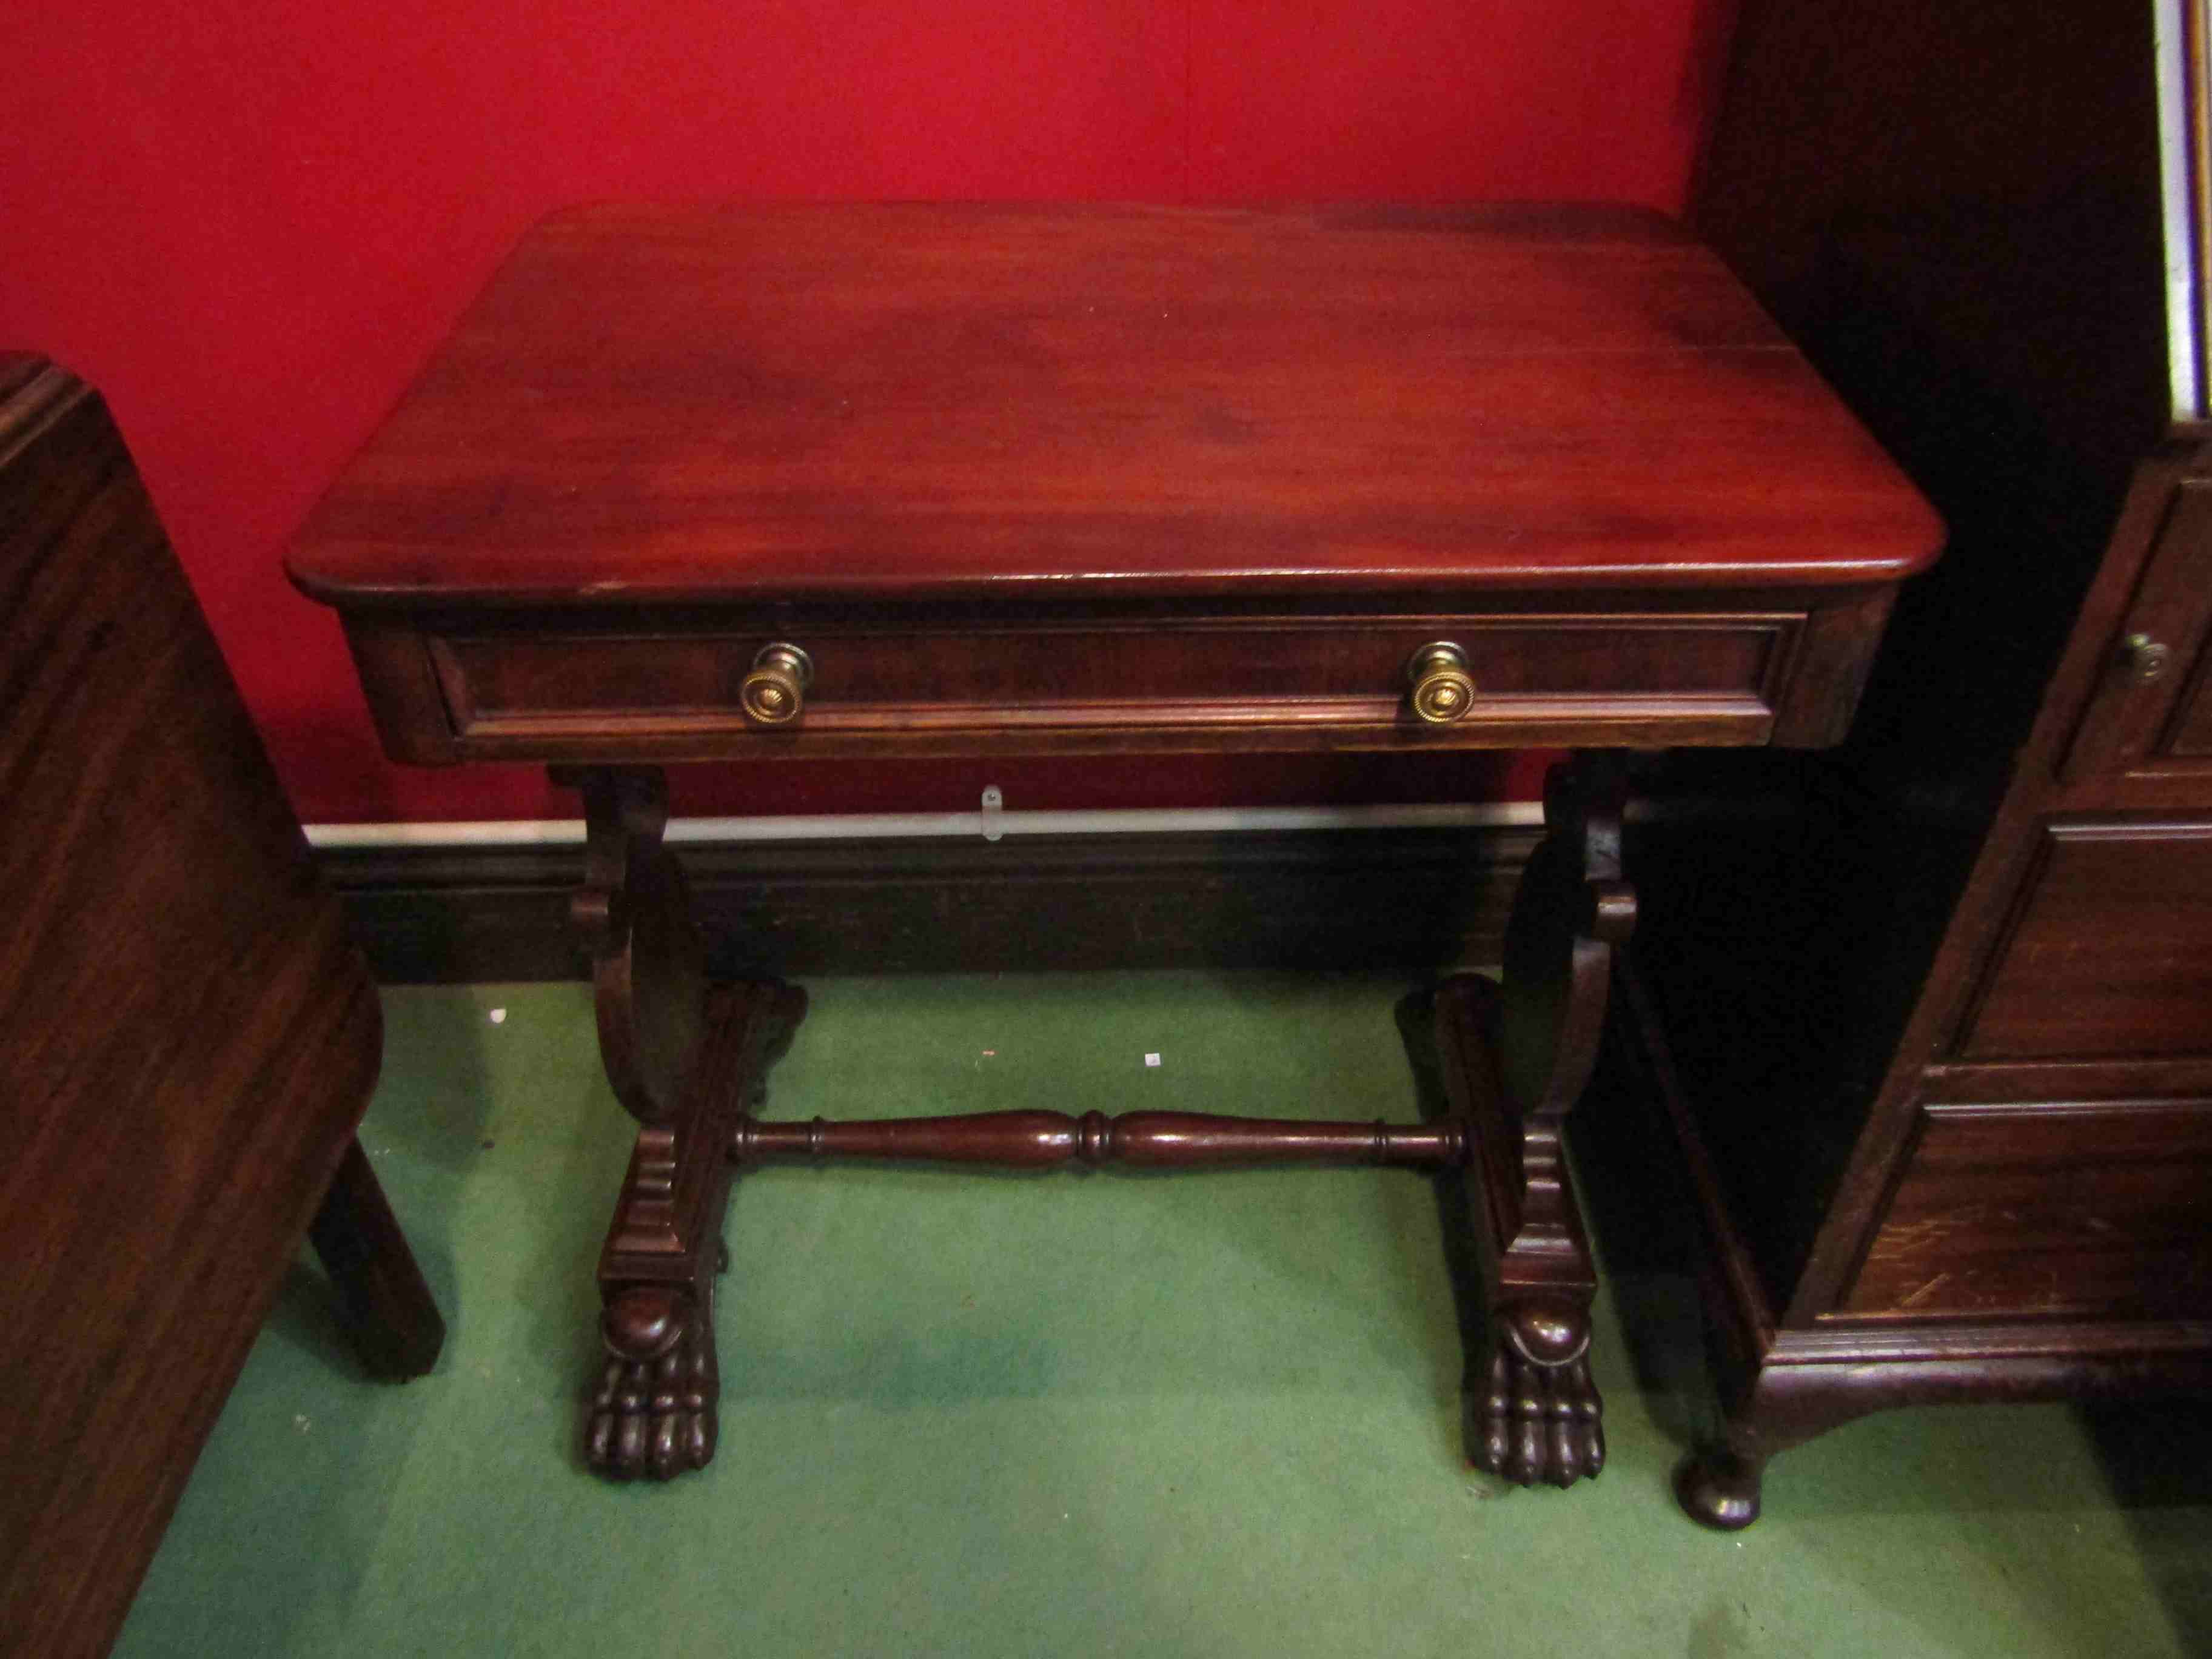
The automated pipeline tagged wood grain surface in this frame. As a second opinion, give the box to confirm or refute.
[0,361,439,1658]
[1841,1099,2212,1319]
[1659,0,2212,1531]
[288,203,1940,609]
[1951,820,2212,1062]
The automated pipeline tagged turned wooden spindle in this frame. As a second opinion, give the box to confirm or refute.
[729,1110,1468,1170]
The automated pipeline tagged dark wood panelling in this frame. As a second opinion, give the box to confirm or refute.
[325,823,1538,985]
[0,366,442,1659]
[1842,1100,2212,1320]
[1955,819,2212,1062]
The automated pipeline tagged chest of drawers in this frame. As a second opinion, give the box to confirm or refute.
[1644,0,2212,1527]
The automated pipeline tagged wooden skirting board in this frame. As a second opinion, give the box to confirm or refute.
[321,823,1538,984]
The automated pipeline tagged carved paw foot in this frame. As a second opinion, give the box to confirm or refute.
[585,1287,719,1480]
[1471,1302,1605,1488]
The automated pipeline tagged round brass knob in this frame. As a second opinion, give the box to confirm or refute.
[740,643,814,726]
[1406,642,1476,725]
[2123,632,2173,685]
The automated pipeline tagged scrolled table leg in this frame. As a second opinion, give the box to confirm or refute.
[557,765,705,1128]
[1437,752,1632,1491]
[556,766,808,1481]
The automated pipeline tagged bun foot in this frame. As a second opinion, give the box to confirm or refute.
[1471,1302,1605,1488]
[586,1286,719,1480]
[1676,1447,1763,1530]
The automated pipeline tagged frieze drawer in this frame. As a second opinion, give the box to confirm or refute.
[409,610,1809,760]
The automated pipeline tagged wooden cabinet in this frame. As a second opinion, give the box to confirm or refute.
[1825,457,2212,1336]
[0,360,446,1653]
[1945,819,2212,1064]
[1620,0,2212,1526]
[2062,482,2212,784]
[1841,1098,2212,1322]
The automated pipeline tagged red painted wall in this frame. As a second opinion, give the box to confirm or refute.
[1,1,1732,823]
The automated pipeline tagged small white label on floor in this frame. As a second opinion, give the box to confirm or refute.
[1144,1053,1161,1067]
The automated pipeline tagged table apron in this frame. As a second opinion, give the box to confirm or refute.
[338,601,1895,762]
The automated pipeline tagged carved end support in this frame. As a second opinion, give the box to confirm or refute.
[557,766,708,1127]
[587,983,811,1483]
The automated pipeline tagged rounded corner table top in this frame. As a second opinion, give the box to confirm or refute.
[287,201,1943,614]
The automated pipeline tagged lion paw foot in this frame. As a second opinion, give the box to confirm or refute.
[1471,1303,1604,1488]
[585,1287,718,1480]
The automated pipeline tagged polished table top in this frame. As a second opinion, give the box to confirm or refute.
[290,203,1939,611]
[289,204,1941,766]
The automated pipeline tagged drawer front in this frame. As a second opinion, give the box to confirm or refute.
[2060,477,2212,785]
[420,611,1801,758]
[1841,1098,2212,1321]
[1953,819,2212,1062]
[2162,646,2212,757]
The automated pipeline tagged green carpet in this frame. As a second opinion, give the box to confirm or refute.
[115,976,2211,1657]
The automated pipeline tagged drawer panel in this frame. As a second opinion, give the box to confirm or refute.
[2163,647,2212,756]
[424,611,1797,756]
[1954,819,2212,1062]
[2059,477,2212,782]
[1842,1099,2212,1321]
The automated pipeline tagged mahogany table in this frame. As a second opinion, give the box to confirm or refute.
[289,204,1939,1486]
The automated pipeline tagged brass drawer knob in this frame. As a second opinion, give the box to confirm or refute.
[740,643,814,726]
[2122,632,2173,685]
[1406,641,1476,724]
